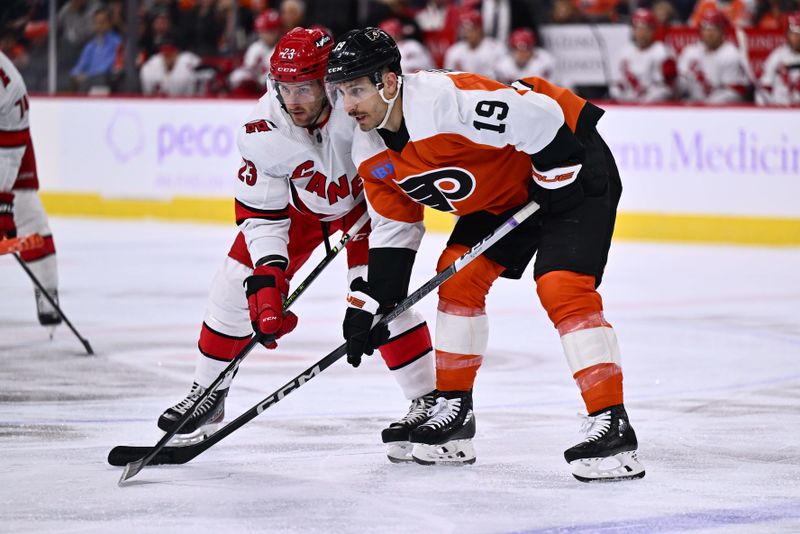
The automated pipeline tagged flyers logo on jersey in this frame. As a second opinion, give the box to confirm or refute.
[397,168,475,212]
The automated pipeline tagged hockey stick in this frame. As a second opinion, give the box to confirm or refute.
[734,27,772,105]
[12,252,94,355]
[0,233,44,255]
[114,210,371,483]
[111,199,540,480]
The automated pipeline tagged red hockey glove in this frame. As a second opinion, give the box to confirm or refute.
[244,265,298,348]
[0,192,16,239]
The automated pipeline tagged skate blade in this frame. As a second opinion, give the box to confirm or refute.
[411,439,476,466]
[164,423,221,446]
[386,441,413,463]
[570,450,645,482]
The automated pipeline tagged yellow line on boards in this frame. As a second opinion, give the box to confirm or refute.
[39,192,800,246]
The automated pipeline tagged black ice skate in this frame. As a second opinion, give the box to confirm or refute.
[409,390,476,465]
[564,404,645,482]
[381,391,437,463]
[158,382,228,445]
[35,289,62,328]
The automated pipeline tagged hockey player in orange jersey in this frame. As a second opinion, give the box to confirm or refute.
[327,27,645,482]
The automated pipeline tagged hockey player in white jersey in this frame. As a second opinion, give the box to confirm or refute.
[379,18,435,74]
[229,10,282,93]
[495,28,557,85]
[443,10,505,79]
[759,12,800,105]
[677,8,750,104]
[157,28,436,463]
[1,6,61,329]
[610,9,677,103]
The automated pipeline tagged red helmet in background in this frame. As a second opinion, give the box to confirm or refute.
[255,9,281,33]
[459,9,483,28]
[787,11,800,33]
[509,28,536,49]
[699,8,730,29]
[379,18,403,40]
[269,27,334,83]
[631,8,658,28]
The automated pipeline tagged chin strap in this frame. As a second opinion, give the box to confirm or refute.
[376,75,403,130]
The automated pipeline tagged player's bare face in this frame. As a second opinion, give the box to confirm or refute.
[632,25,654,49]
[788,31,800,53]
[700,25,724,51]
[334,78,385,131]
[276,80,328,127]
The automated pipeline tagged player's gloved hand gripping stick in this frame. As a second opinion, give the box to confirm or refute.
[111,200,540,484]
[112,210,371,483]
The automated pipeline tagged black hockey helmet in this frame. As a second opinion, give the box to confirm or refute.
[325,27,402,86]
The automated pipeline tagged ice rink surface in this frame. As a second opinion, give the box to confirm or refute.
[1,217,799,534]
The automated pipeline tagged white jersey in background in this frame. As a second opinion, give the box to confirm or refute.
[398,39,435,73]
[678,41,749,103]
[759,44,800,105]
[243,40,275,84]
[140,51,202,97]
[235,87,361,266]
[611,41,677,103]
[495,47,557,85]
[443,37,506,79]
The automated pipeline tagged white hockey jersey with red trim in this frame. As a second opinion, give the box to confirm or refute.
[611,41,677,103]
[0,51,31,192]
[443,38,506,79]
[495,48,557,85]
[759,44,800,105]
[677,41,749,103]
[235,87,361,265]
[350,71,575,252]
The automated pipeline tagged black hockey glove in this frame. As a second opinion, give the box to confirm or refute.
[343,277,390,368]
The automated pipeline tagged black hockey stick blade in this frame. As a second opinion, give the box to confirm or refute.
[111,344,347,468]
[109,200,540,472]
[113,213,369,483]
[13,253,94,355]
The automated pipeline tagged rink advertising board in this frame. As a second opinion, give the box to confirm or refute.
[30,97,800,245]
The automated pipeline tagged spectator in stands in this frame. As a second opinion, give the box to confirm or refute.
[140,9,174,60]
[415,0,462,67]
[443,9,505,78]
[58,0,100,47]
[573,0,628,22]
[758,11,800,104]
[549,0,588,24]
[495,28,557,84]
[140,39,201,96]
[610,8,677,102]
[280,0,307,32]
[752,0,794,29]
[678,8,750,103]
[57,0,100,90]
[229,9,282,94]
[179,0,227,57]
[379,18,434,73]
[69,7,122,93]
[690,0,753,27]
[652,0,682,26]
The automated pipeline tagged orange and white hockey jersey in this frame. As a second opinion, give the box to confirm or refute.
[350,71,591,252]
[235,86,362,266]
[0,51,35,192]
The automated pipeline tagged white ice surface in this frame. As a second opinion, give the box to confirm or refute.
[1,217,799,534]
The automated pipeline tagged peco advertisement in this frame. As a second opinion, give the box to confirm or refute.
[29,98,800,220]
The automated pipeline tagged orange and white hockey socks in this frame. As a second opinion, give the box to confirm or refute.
[537,270,624,414]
